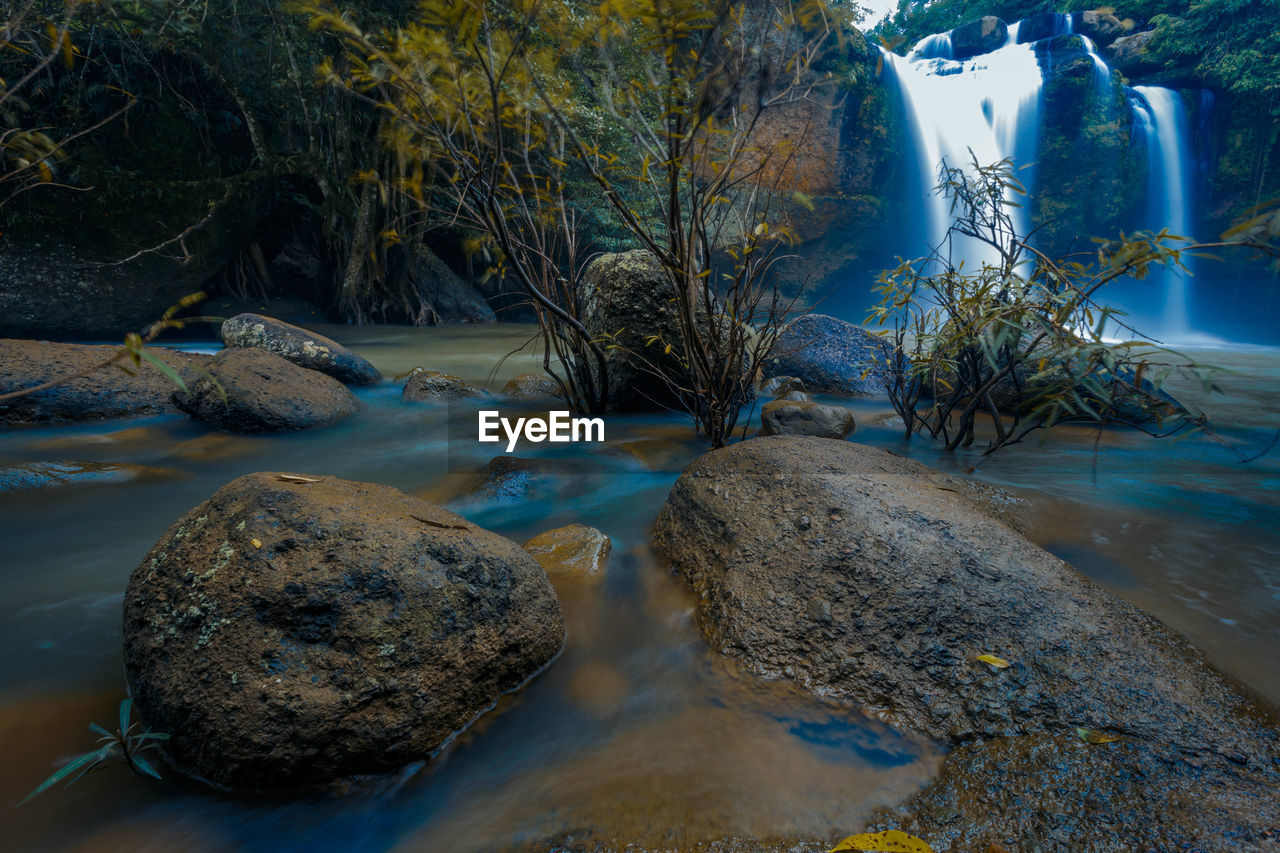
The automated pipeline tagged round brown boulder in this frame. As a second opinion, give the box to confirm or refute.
[122,472,565,791]
[221,313,381,386]
[173,348,358,433]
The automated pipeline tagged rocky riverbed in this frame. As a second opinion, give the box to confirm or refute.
[1,322,1277,852]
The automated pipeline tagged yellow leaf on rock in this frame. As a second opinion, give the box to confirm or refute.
[1076,727,1123,744]
[830,829,934,852]
[251,538,262,549]
[975,654,1011,669]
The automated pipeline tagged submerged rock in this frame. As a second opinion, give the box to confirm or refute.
[759,399,854,439]
[764,314,889,397]
[0,339,209,426]
[0,460,181,492]
[221,313,380,387]
[122,472,564,791]
[402,369,487,401]
[173,348,358,433]
[523,524,612,582]
[653,437,1280,849]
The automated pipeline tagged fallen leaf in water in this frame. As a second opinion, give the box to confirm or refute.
[830,830,933,852]
[975,654,1010,669]
[251,538,262,549]
[276,474,319,484]
[1077,727,1123,744]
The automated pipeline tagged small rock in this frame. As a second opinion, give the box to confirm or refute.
[221,313,380,387]
[501,372,563,401]
[523,524,612,581]
[402,369,487,401]
[759,375,805,396]
[760,399,855,439]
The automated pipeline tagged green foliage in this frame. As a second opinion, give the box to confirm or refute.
[22,699,169,804]
[868,154,1270,456]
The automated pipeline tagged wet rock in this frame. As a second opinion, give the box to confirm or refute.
[0,460,181,492]
[473,456,556,503]
[407,247,496,325]
[580,251,687,413]
[173,348,358,433]
[878,731,1280,851]
[653,437,1276,752]
[1105,30,1160,76]
[221,313,380,387]
[653,437,1280,849]
[759,400,854,439]
[523,524,612,582]
[764,314,889,397]
[759,375,805,396]
[0,339,210,426]
[501,372,563,401]
[402,369,487,402]
[950,16,1007,60]
[122,472,564,791]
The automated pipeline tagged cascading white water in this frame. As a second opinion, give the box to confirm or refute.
[881,30,1045,267]
[1130,86,1195,335]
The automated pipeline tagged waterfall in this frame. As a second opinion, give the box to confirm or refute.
[880,31,1044,268]
[1129,86,1196,336]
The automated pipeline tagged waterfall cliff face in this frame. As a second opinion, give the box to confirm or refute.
[875,13,1213,342]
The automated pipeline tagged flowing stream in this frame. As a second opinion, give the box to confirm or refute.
[1,324,1277,852]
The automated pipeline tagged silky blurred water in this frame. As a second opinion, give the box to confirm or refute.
[0,324,1275,851]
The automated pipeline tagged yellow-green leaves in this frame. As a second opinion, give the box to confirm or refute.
[830,829,935,852]
[975,654,1011,670]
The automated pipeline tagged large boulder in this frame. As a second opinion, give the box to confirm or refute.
[764,314,889,397]
[173,348,358,433]
[652,437,1280,849]
[122,472,565,791]
[0,339,210,425]
[221,313,380,386]
[581,251,686,413]
[950,16,1008,60]
[758,399,854,439]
